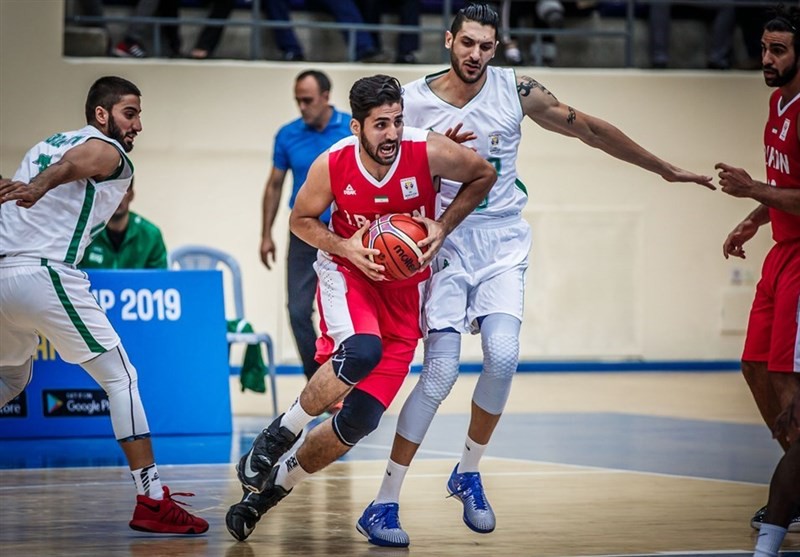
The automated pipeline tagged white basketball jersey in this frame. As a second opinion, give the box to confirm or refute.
[0,125,134,265]
[403,66,526,224]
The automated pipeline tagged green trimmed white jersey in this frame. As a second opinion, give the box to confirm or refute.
[0,125,134,265]
[402,66,526,224]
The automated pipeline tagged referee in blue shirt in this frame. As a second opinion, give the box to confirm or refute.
[260,70,352,382]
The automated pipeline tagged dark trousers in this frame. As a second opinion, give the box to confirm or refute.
[287,231,321,381]
[193,0,237,55]
[357,0,420,57]
[266,0,375,57]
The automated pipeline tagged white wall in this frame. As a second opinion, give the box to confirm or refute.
[0,0,770,366]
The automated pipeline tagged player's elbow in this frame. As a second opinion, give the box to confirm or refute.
[478,161,498,192]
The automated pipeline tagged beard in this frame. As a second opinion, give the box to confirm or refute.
[107,115,134,152]
[764,57,799,87]
[360,132,398,166]
[450,49,488,84]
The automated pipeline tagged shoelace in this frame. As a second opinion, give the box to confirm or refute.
[447,475,489,511]
[372,505,401,529]
[162,491,204,525]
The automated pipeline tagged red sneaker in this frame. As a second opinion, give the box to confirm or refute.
[129,486,209,534]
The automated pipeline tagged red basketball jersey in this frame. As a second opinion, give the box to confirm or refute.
[326,126,438,281]
[764,89,800,242]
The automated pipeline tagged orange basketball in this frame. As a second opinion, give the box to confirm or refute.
[362,213,428,281]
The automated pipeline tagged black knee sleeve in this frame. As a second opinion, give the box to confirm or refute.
[332,389,385,446]
[332,334,382,386]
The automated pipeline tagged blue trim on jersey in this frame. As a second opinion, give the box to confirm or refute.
[273,107,352,223]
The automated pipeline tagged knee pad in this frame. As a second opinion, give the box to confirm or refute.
[474,314,520,414]
[82,345,150,441]
[332,388,385,446]
[332,334,382,386]
[419,331,461,403]
[0,358,33,407]
[395,332,460,444]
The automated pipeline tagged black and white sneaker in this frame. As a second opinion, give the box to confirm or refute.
[236,414,299,493]
[226,469,292,541]
[750,504,800,532]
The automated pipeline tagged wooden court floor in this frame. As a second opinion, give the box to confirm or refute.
[2,372,800,557]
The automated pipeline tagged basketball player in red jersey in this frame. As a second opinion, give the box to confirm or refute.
[225,74,496,542]
[716,6,800,553]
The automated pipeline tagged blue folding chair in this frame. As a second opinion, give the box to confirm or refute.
[169,245,278,417]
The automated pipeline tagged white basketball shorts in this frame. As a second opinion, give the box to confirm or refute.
[423,214,531,335]
[0,257,119,366]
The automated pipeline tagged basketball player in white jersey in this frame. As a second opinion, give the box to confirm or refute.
[0,76,208,535]
[357,3,715,547]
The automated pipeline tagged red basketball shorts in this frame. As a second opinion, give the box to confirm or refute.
[314,258,425,408]
[742,238,800,373]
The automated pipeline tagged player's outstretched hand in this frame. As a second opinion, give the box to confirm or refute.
[415,216,444,269]
[346,221,386,281]
[661,165,715,190]
[715,162,756,198]
[0,180,47,208]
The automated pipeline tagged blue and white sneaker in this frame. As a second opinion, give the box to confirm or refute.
[446,464,496,534]
[356,501,410,547]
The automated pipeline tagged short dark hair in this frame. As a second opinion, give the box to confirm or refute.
[85,76,140,125]
[295,69,332,94]
[450,2,499,38]
[765,4,800,55]
[349,74,403,124]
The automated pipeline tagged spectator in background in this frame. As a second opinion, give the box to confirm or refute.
[499,0,564,66]
[80,178,167,269]
[265,0,383,61]
[113,0,181,58]
[188,0,383,61]
[648,2,736,69]
[736,0,772,70]
[260,70,351,383]
[356,0,421,63]
[189,0,237,59]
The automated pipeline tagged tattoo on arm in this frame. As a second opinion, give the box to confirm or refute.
[566,106,576,125]
[517,76,556,100]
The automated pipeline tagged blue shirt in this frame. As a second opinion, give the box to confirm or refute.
[273,107,351,223]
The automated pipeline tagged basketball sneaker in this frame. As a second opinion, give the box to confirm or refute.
[750,504,800,532]
[226,468,292,541]
[446,464,496,534]
[356,501,410,548]
[237,414,299,493]
[129,486,209,534]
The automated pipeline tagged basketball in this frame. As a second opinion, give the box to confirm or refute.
[362,213,428,281]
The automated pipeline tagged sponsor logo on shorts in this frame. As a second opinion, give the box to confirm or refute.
[0,392,27,418]
[42,390,110,417]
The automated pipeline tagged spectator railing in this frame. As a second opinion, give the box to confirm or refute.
[64,0,769,66]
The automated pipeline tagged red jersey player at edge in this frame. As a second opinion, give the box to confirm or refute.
[716,5,800,554]
[224,74,496,541]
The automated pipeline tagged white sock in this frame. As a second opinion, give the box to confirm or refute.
[274,450,310,491]
[280,397,316,436]
[754,523,787,557]
[374,459,410,504]
[131,463,163,499]
[457,436,487,473]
